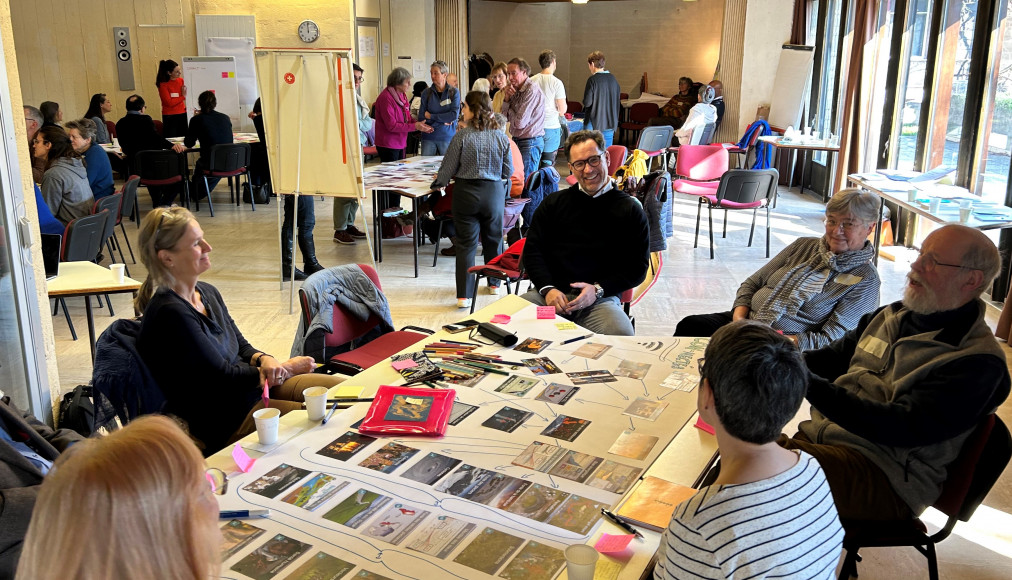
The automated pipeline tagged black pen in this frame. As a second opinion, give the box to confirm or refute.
[562,334,593,345]
[321,400,341,424]
[601,509,643,538]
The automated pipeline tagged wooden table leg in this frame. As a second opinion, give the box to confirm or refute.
[86,295,96,362]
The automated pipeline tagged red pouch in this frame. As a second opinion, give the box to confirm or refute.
[358,385,455,436]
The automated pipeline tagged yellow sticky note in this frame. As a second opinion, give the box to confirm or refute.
[332,385,365,399]
[556,322,577,330]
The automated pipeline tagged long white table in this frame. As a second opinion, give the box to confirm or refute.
[209,295,717,580]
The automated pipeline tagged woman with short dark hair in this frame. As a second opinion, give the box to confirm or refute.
[184,90,234,200]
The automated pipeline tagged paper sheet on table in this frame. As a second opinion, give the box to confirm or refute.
[239,425,304,454]
[595,533,635,553]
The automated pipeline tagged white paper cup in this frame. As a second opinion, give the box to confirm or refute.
[907,189,917,202]
[110,263,125,284]
[960,207,972,223]
[253,407,281,445]
[960,199,973,209]
[564,544,599,580]
[303,386,328,421]
[929,198,941,213]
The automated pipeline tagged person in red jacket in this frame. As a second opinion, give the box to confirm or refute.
[373,67,433,208]
[155,59,187,138]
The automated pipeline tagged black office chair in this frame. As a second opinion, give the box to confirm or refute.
[54,211,109,339]
[196,143,253,213]
[135,150,190,209]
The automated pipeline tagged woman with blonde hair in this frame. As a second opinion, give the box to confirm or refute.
[133,207,341,453]
[16,416,222,580]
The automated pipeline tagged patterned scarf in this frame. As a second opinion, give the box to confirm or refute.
[752,239,875,326]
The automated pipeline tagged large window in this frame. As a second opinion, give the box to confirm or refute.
[924,0,979,171]
[975,0,1012,202]
[814,0,845,164]
[892,0,936,170]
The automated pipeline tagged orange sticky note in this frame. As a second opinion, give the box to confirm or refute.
[536,306,555,319]
[694,416,715,435]
[232,443,255,472]
[595,533,635,553]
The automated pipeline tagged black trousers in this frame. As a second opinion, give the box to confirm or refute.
[376,146,405,209]
[673,311,733,337]
[451,178,505,299]
[161,113,188,138]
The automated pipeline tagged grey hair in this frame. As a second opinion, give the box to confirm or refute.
[386,67,411,87]
[826,188,881,225]
[65,118,97,142]
[952,225,1001,294]
[471,78,490,93]
[430,60,449,75]
[24,105,43,127]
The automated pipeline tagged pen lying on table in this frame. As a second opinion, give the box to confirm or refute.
[219,509,270,520]
[600,508,643,538]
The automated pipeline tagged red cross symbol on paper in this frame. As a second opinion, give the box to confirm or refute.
[284,72,295,85]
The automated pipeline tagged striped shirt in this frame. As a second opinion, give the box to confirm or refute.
[653,452,843,580]
[734,237,880,350]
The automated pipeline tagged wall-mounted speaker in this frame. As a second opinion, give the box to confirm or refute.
[113,27,135,91]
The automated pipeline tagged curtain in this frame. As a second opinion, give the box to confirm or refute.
[833,0,881,193]
[435,0,468,87]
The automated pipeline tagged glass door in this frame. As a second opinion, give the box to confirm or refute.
[891,0,935,170]
[973,0,1012,202]
[0,39,53,417]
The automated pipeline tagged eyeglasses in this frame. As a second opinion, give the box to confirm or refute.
[916,251,976,273]
[697,357,705,376]
[205,467,228,495]
[823,218,865,231]
[354,75,363,83]
[569,153,604,172]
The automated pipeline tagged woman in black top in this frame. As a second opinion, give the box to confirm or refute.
[184,90,233,200]
[135,207,340,454]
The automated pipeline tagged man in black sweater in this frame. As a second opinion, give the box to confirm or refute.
[582,51,621,148]
[521,130,649,335]
[115,94,186,206]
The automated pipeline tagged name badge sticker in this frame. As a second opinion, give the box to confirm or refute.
[857,335,888,359]
[440,98,452,107]
[835,273,864,286]
[170,92,180,98]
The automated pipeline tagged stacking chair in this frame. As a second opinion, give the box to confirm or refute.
[54,212,108,338]
[92,194,128,273]
[195,143,253,215]
[694,169,778,259]
[565,144,627,186]
[838,415,1012,580]
[618,103,658,146]
[672,145,730,199]
[152,119,164,136]
[136,150,190,209]
[297,264,432,374]
[118,177,140,262]
[567,101,583,115]
[467,238,529,314]
[105,120,117,139]
[634,125,674,171]
[690,122,716,146]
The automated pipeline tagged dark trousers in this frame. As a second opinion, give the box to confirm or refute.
[673,311,733,337]
[451,178,505,298]
[161,113,188,138]
[377,146,405,208]
[147,184,182,207]
[281,194,316,266]
[778,432,913,521]
[190,159,220,200]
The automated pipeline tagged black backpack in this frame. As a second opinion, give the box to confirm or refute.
[59,384,95,437]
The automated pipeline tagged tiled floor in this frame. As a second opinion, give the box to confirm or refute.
[49,166,1012,578]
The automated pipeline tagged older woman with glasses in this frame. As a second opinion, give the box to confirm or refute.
[65,118,115,200]
[674,189,882,350]
[15,416,222,580]
[134,207,341,454]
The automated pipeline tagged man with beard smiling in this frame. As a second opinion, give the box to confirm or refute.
[777,224,1010,521]
[521,130,648,335]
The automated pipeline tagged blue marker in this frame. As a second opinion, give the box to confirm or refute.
[219,509,271,519]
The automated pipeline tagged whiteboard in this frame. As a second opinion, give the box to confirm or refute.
[182,56,241,127]
[767,45,815,132]
[206,37,258,104]
[254,49,364,199]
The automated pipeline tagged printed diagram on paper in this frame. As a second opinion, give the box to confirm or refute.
[216,305,709,580]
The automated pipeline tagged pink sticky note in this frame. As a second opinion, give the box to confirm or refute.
[391,359,418,370]
[232,443,256,472]
[595,533,635,553]
[536,306,556,319]
[490,314,511,324]
[262,380,270,408]
[694,416,716,435]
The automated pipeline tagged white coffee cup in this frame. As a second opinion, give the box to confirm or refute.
[929,198,941,213]
[253,407,281,445]
[960,207,972,223]
[303,386,329,421]
[110,263,125,283]
[907,189,917,202]
[959,199,973,210]
[564,544,599,580]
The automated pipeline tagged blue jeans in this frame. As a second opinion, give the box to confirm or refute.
[421,140,451,156]
[583,121,615,148]
[543,128,562,155]
[514,135,544,179]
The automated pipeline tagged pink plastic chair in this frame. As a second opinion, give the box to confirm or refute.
[565,144,628,186]
[672,145,730,197]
